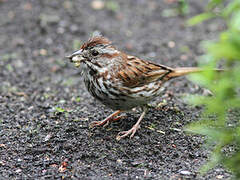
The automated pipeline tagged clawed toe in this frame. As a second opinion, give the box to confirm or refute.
[116,125,140,141]
[89,110,122,129]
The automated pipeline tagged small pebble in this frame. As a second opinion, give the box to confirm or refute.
[39,49,47,56]
[168,41,175,48]
[116,159,122,164]
[70,24,78,32]
[131,160,144,166]
[16,169,22,173]
[91,0,104,10]
[44,134,52,142]
[216,175,224,179]
[57,27,65,34]
[180,170,191,175]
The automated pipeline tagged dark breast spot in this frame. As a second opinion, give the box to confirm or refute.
[89,69,97,76]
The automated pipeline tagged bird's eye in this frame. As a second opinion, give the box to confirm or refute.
[91,49,99,56]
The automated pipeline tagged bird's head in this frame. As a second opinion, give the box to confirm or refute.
[67,32,120,69]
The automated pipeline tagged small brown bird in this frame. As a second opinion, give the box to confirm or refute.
[67,33,208,140]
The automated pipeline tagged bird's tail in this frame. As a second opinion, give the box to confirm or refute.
[168,67,223,78]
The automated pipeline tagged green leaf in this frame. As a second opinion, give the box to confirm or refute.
[183,94,207,105]
[55,107,65,113]
[75,97,81,102]
[200,153,219,174]
[207,41,240,60]
[105,0,119,12]
[187,13,215,26]
[207,0,224,10]
[223,151,240,176]
[185,0,240,178]
[223,0,240,17]
[230,11,240,31]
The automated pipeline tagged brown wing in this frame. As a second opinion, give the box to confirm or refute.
[114,54,173,88]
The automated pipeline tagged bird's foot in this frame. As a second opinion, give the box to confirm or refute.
[116,106,148,140]
[116,124,140,140]
[89,110,122,128]
[89,116,124,128]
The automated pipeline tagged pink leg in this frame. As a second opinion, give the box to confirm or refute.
[116,106,148,140]
[89,110,122,128]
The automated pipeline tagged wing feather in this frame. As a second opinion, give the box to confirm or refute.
[114,56,173,88]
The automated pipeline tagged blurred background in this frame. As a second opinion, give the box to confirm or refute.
[0,0,230,179]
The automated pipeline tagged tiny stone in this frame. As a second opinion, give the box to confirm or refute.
[91,0,104,10]
[216,175,224,179]
[16,169,22,173]
[180,170,191,175]
[168,41,175,48]
[59,99,66,104]
[39,49,47,56]
[57,27,65,34]
[40,114,47,119]
[28,106,34,111]
[116,159,122,164]
[45,87,51,91]
[14,59,24,68]
[46,38,53,45]
[70,24,78,32]
[44,134,52,142]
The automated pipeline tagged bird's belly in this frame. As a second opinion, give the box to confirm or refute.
[84,76,164,110]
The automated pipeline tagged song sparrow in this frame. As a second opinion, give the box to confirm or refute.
[67,33,204,140]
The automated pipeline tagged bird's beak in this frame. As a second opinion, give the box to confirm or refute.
[66,50,85,68]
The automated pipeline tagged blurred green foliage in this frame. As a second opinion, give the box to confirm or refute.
[177,0,189,15]
[186,0,240,178]
[105,0,119,12]
[55,107,66,113]
[162,0,189,17]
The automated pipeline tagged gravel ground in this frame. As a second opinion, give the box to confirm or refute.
[0,0,231,179]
